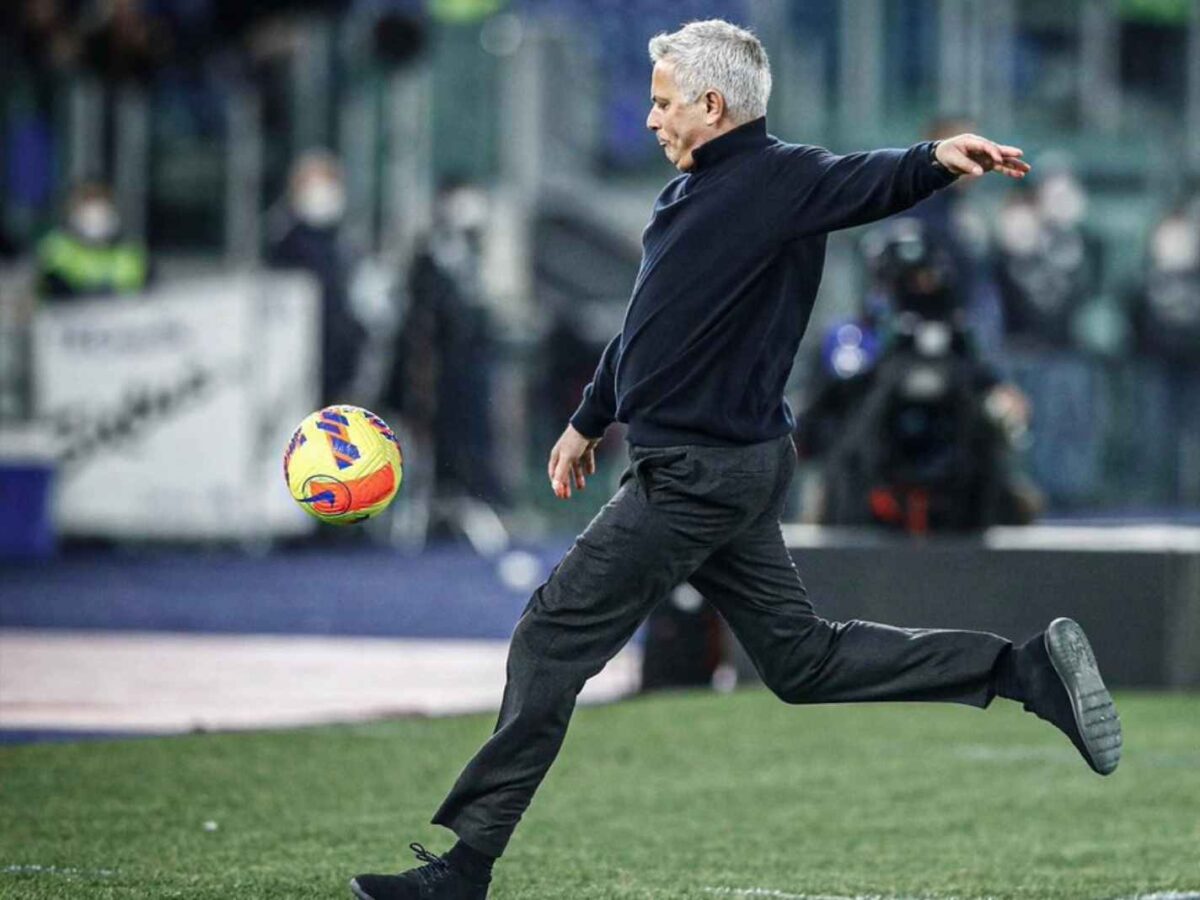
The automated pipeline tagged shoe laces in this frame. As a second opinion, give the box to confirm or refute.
[407,842,453,888]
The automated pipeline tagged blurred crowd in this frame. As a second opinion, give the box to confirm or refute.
[2,0,424,82]
[0,0,429,250]
[786,120,1200,531]
[2,0,508,531]
[4,1,1200,534]
[11,128,1200,529]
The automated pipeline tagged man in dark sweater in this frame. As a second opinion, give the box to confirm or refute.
[351,20,1120,900]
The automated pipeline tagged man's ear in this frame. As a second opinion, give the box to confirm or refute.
[704,89,726,125]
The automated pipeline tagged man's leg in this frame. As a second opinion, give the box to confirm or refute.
[690,516,1009,708]
[352,462,723,898]
[688,446,1120,772]
[432,445,772,857]
[430,481,669,856]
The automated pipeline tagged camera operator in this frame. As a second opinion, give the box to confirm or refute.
[803,219,1040,532]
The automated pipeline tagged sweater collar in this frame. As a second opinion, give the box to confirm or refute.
[689,117,769,171]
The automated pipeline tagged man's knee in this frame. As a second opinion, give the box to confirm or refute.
[748,616,837,704]
[508,587,628,684]
[750,648,818,704]
[761,670,816,705]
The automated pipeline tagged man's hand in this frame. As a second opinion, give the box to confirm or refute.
[548,424,601,500]
[935,134,1031,180]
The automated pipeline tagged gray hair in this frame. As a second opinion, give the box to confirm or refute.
[648,20,772,124]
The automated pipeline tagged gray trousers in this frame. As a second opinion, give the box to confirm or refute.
[432,436,1010,857]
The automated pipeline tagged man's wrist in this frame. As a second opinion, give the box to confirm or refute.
[569,408,608,441]
[929,140,958,180]
[929,140,948,173]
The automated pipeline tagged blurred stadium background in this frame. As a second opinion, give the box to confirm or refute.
[2,1,1200,900]
[1,2,1200,896]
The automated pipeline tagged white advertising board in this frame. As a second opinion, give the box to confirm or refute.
[32,273,320,539]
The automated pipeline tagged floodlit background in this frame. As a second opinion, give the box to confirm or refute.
[2,0,1199,721]
[2,2,1200,899]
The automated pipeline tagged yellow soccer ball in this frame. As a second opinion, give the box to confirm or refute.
[283,405,403,525]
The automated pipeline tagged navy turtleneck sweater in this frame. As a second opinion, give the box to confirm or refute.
[569,117,957,447]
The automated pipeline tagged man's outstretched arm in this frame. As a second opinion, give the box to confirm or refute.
[774,132,1030,239]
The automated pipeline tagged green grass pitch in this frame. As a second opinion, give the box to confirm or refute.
[2,689,1198,899]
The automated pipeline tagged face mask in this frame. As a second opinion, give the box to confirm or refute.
[1150,217,1199,273]
[997,203,1041,256]
[295,180,346,228]
[70,201,119,243]
[443,188,488,232]
[1039,175,1086,228]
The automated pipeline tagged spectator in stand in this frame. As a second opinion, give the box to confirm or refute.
[1131,196,1200,361]
[385,179,504,505]
[81,0,172,84]
[994,164,1103,348]
[36,181,151,301]
[267,150,365,406]
[5,0,84,78]
[1128,194,1200,506]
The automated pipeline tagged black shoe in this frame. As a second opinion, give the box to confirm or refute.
[1020,618,1122,776]
[350,843,489,900]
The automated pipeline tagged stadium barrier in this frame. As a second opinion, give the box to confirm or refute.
[30,273,321,540]
[0,424,56,559]
[780,524,1200,689]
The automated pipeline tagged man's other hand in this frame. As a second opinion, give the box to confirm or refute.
[936,134,1031,179]
[548,424,600,499]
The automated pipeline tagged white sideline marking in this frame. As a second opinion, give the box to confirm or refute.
[703,890,830,900]
[958,745,1200,769]
[702,889,981,900]
[3,865,116,877]
[954,744,1067,763]
[701,890,1200,900]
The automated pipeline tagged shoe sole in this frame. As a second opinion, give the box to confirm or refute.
[1044,617,1122,775]
[349,879,373,900]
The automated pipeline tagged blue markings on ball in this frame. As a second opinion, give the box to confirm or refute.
[329,438,360,469]
[283,428,308,482]
[362,410,400,447]
[299,490,336,505]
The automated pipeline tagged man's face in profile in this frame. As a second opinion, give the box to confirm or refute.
[646,61,711,172]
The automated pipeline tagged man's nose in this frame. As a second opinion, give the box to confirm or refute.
[646,109,658,130]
